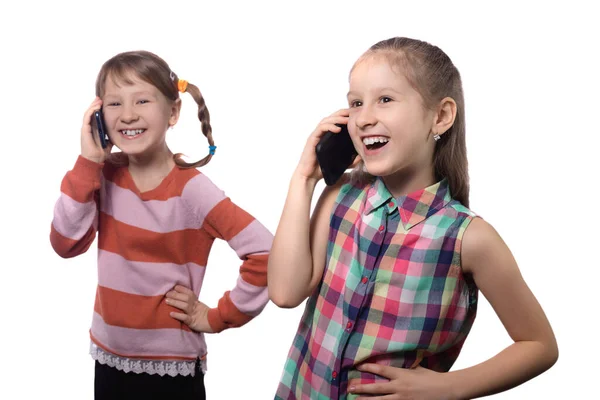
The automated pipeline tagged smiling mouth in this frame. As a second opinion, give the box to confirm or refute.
[362,136,389,150]
[120,129,146,137]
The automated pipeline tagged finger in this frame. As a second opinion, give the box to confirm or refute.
[169,311,191,325]
[331,108,350,117]
[319,123,343,134]
[83,106,98,127]
[173,285,196,296]
[92,97,102,105]
[347,378,361,388]
[165,298,191,312]
[356,395,398,400]
[165,291,191,302]
[88,97,102,109]
[309,123,344,141]
[358,363,401,379]
[319,115,349,128]
[83,98,103,124]
[349,382,394,395]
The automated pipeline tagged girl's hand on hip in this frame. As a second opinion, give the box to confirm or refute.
[166,285,214,333]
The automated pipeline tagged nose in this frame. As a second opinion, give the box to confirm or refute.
[120,104,139,124]
[355,104,377,130]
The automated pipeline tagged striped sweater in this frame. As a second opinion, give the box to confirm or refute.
[50,155,272,375]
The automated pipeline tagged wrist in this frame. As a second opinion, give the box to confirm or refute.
[440,371,463,400]
[73,155,104,179]
[80,153,105,164]
[206,308,227,333]
[291,170,319,192]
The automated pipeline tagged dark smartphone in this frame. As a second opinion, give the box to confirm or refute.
[315,124,358,186]
[93,109,110,149]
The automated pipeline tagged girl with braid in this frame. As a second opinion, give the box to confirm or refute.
[50,51,272,399]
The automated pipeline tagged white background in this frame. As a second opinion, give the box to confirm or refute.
[0,0,597,398]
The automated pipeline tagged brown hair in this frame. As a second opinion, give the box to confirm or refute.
[95,50,214,168]
[353,37,469,207]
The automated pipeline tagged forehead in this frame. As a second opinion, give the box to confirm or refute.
[349,55,412,90]
[103,71,158,95]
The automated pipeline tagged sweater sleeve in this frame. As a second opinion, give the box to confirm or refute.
[50,156,103,258]
[182,173,273,333]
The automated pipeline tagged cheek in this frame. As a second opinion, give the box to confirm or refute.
[103,111,118,127]
[348,115,361,138]
[160,107,176,124]
[347,119,357,137]
[347,123,363,151]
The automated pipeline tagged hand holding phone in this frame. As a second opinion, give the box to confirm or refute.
[315,124,358,186]
[80,98,111,164]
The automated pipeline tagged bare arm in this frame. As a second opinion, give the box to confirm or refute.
[268,173,344,308]
[268,109,354,308]
[446,217,558,399]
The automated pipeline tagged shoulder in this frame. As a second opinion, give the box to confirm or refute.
[179,169,227,217]
[461,217,506,275]
[315,173,367,211]
[445,199,477,219]
[332,173,371,204]
[180,169,224,197]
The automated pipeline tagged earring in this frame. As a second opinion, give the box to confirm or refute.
[433,133,441,141]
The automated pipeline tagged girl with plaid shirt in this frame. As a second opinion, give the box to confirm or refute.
[268,37,557,399]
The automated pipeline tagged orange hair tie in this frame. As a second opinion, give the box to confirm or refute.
[177,79,189,93]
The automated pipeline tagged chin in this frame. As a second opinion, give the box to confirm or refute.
[115,142,148,155]
[362,161,395,178]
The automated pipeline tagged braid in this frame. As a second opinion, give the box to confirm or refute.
[173,82,215,168]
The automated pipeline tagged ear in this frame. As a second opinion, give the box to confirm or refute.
[168,98,182,127]
[431,97,457,138]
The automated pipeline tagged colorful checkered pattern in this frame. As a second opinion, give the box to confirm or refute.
[275,178,478,399]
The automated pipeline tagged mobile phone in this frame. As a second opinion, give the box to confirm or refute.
[315,124,358,186]
[93,109,110,149]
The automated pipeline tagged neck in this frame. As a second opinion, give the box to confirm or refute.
[382,163,437,198]
[127,145,175,178]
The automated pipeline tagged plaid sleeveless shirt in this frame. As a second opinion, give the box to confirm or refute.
[276,178,478,399]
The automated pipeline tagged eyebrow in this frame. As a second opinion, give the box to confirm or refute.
[104,91,156,98]
[347,87,403,98]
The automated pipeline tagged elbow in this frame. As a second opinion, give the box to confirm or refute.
[546,339,559,369]
[534,336,559,375]
[50,240,72,259]
[268,287,303,309]
[53,248,76,259]
[50,238,82,259]
[50,239,82,259]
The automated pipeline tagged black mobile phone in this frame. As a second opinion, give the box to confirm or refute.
[93,109,110,149]
[315,124,358,186]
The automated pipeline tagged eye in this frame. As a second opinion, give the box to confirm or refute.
[349,100,362,108]
[107,102,120,107]
[138,99,150,104]
[379,96,393,103]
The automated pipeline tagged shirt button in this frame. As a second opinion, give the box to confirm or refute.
[378,225,384,231]
[332,371,338,379]
[388,201,395,208]
[346,321,353,330]
[361,276,368,284]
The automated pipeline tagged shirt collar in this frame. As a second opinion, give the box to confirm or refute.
[365,178,452,230]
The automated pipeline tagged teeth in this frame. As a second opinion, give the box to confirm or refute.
[121,129,145,136]
[362,136,389,146]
